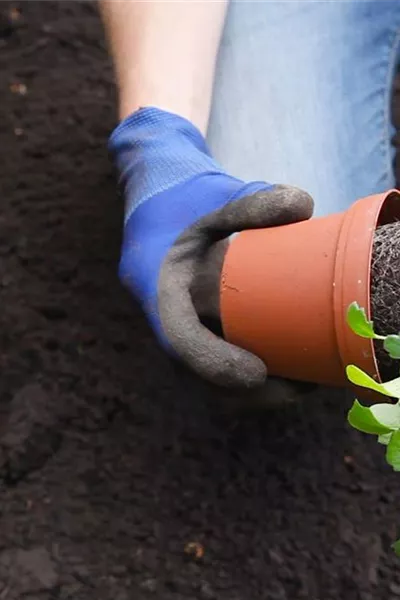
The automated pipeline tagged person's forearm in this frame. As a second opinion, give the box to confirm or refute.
[99,0,227,134]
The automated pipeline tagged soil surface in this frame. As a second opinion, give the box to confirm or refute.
[1,3,400,599]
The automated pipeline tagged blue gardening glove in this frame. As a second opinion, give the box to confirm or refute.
[109,107,313,389]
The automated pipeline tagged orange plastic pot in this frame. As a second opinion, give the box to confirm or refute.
[221,189,400,387]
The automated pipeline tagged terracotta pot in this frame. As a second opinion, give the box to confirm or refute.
[220,189,400,387]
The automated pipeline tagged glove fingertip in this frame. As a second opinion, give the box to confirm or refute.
[210,345,268,389]
[233,351,268,389]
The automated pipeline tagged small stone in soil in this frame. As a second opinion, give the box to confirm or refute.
[9,8,21,22]
[184,541,205,559]
[10,82,27,95]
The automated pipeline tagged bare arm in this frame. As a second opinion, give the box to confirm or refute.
[99,0,228,134]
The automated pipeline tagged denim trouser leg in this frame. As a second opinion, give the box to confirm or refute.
[207,1,400,217]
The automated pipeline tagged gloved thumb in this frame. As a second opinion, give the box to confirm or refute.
[203,183,314,233]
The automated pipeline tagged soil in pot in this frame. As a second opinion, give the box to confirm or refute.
[371,221,400,380]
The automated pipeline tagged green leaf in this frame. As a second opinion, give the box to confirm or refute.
[346,302,376,339]
[346,365,384,394]
[384,335,400,359]
[381,377,400,398]
[347,400,393,435]
[378,432,393,445]
[346,365,400,398]
[386,430,400,471]
[392,539,400,557]
[370,402,400,429]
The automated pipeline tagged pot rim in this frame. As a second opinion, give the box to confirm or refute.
[334,189,400,386]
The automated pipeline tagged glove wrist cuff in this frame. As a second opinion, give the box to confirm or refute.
[108,106,211,156]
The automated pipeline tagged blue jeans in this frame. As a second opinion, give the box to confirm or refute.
[207,0,400,217]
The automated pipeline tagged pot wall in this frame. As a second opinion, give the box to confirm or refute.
[221,191,400,387]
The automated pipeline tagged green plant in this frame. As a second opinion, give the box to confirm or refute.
[346,301,400,554]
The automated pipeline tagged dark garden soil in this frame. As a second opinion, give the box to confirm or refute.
[2,2,400,599]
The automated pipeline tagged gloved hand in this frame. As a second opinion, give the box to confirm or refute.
[109,107,314,389]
